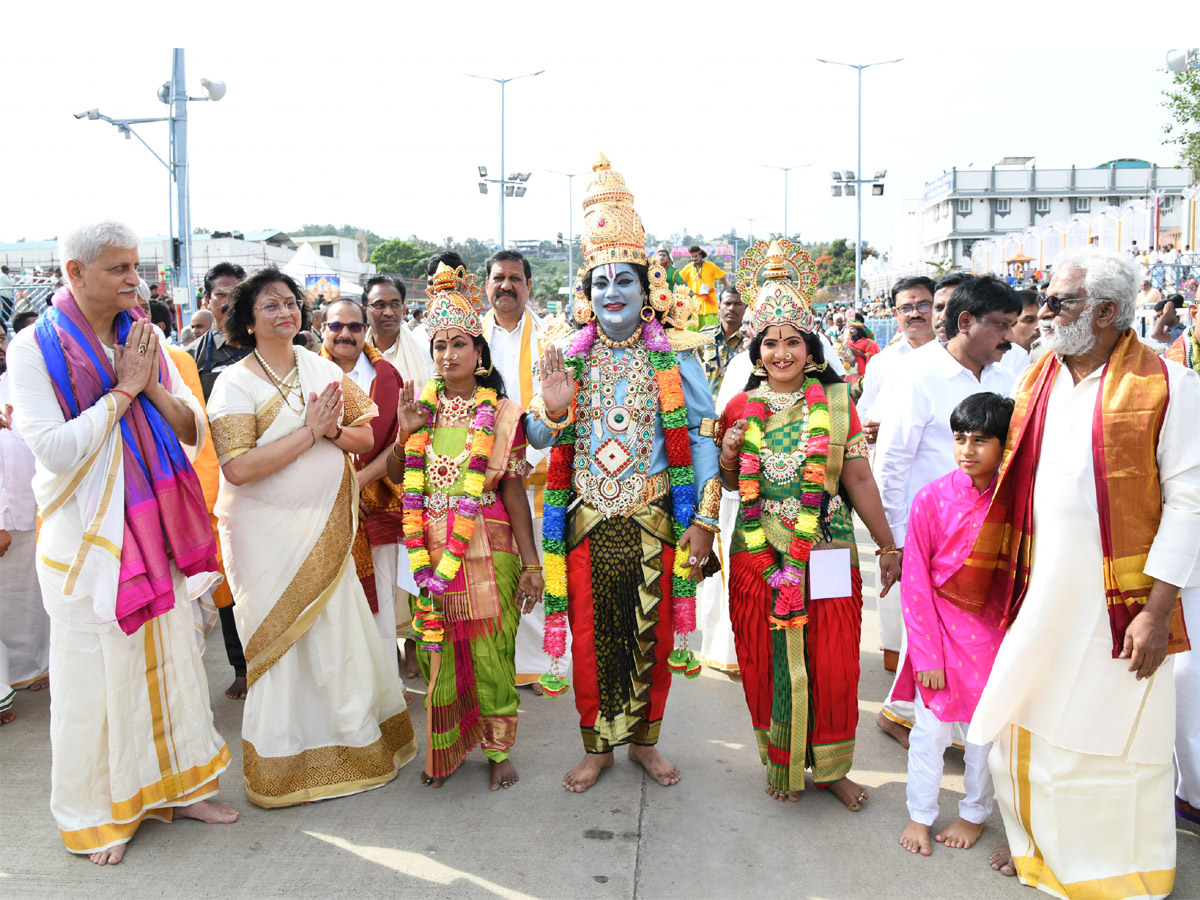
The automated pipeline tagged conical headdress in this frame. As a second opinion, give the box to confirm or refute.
[424,262,484,338]
[736,238,818,335]
[580,152,646,271]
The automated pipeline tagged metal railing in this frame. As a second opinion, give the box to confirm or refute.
[1,279,57,327]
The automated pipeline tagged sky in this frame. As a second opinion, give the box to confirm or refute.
[1,2,1192,259]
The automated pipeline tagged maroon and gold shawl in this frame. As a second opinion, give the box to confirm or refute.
[939,330,1189,657]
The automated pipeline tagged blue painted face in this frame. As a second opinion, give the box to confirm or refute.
[590,263,645,342]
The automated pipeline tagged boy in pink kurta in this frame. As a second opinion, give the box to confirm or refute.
[894,392,1012,857]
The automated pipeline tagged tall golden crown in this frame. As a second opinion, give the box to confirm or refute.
[424,263,484,338]
[581,152,647,271]
[736,239,818,334]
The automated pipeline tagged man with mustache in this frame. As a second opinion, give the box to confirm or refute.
[873,275,1020,747]
[320,298,407,680]
[997,289,1038,377]
[480,249,564,693]
[941,250,1199,895]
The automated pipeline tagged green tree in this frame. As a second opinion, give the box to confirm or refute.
[1162,64,1200,178]
[370,239,429,278]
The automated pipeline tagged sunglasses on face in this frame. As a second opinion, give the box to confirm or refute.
[1037,294,1087,315]
[325,321,366,334]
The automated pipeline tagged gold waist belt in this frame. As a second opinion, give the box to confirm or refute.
[426,490,498,520]
[574,469,670,519]
[763,493,842,525]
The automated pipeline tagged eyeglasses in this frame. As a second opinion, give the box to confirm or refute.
[897,301,933,316]
[1037,294,1088,315]
[256,299,300,317]
[369,300,404,312]
[325,321,366,334]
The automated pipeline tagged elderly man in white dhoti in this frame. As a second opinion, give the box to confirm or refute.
[940,250,1200,900]
[8,221,238,865]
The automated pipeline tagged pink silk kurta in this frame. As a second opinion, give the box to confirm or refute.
[891,468,1004,723]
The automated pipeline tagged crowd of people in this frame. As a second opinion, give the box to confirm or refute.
[1,155,1197,900]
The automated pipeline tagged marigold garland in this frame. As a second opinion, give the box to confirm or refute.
[737,378,830,628]
[401,379,498,650]
[539,316,702,694]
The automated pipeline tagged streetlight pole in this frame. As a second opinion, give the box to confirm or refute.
[549,170,580,286]
[737,215,765,243]
[817,57,902,309]
[760,163,810,239]
[468,70,544,248]
[75,49,224,312]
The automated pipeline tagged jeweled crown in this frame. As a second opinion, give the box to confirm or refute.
[424,263,484,338]
[581,152,647,271]
[736,239,818,335]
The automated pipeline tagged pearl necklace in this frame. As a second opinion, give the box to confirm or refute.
[254,348,303,411]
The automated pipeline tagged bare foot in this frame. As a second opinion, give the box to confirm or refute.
[225,676,247,700]
[528,681,545,696]
[404,639,420,680]
[0,708,14,725]
[937,817,984,849]
[900,819,932,855]
[489,759,518,790]
[176,799,239,824]
[628,744,680,787]
[825,777,869,811]
[420,770,447,789]
[27,675,50,692]
[990,844,1017,876]
[876,711,911,749]
[563,752,613,792]
[764,783,800,803]
[89,844,126,866]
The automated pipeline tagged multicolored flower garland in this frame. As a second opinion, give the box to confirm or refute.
[540,315,702,694]
[737,378,830,628]
[401,380,498,650]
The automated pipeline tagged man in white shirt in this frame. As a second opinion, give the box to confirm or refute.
[997,289,1038,377]
[873,274,1021,746]
[1,328,51,724]
[859,276,938,445]
[479,249,564,691]
[947,251,1199,896]
[363,275,430,397]
[321,298,409,683]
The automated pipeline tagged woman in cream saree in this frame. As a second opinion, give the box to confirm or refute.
[207,268,417,808]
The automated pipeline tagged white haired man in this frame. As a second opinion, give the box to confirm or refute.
[8,221,237,865]
[940,250,1199,898]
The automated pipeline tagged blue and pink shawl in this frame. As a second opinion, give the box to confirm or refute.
[36,288,218,635]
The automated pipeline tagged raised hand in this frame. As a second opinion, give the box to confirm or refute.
[396,379,427,436]
[538,346,575,417]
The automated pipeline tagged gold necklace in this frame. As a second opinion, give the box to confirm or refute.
[758,381,802,415]
[596,327,641,349]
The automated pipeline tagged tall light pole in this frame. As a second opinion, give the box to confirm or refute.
[549,170,581,286]
[75,49,224,311]
[468,70,544,249]
[737,215,765,243]
[817,57,902,309]
[760,163,810,239]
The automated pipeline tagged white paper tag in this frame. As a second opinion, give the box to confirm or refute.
[808,548,851,600]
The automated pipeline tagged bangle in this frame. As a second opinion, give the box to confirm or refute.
[875,544,902,556]
[391,442,406,463]
[305,424,319,448]
[331,423,344,441]
[109,387,135,404]
[719,455,739,472]
[530,394,574,432]
[520,564,543,573]
[689,518,720,535]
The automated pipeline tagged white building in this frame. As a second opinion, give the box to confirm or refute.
[918,160,1196,270]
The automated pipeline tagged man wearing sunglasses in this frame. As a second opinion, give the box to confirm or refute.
[320,299,408,683]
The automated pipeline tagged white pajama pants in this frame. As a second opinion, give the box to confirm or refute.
[906,690,994,826]
[371,544,401,684]
[1176,586,1200,807]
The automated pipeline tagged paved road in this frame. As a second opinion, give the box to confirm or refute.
[2,530,1196,898]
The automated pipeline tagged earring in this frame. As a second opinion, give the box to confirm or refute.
[804,359,828,374]
[475,362,493,376]
[247,327,254,334]
[640,306,656,322]
[752,363,768,377]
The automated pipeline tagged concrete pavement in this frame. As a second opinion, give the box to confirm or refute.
[2,537,1197,899]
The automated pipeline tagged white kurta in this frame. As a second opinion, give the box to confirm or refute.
[482,308,570,682]
[856,334,914,422]
[8,327,230,854]
[0,370,50,689]
[970,358,1200,900]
